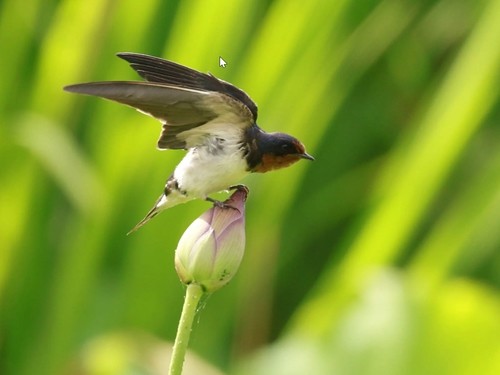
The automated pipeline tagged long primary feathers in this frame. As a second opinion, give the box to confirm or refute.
[64,53,257,150]
[116,52,258,120]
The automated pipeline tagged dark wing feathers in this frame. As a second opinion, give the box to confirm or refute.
[64,82,220,149]
[117,53,215,89]
[157,122,206,149]
[64,81,216,125]
[64,53,257,150]
[117,52,258,120]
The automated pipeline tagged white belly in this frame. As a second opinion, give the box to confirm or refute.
[173,142,249,198]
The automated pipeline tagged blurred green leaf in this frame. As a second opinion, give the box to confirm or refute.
[291,0,500,338]
[15,114,106,216]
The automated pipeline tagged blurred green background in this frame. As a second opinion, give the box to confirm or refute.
[1,0,499,374]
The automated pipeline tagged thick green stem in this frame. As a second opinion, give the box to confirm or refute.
[169,283,204,375]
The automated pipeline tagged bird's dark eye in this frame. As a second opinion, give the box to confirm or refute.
[281,144,292,152]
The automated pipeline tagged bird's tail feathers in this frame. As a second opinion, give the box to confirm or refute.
[126,192,193,235]
[127,206,160,235]
[127,194,167,235]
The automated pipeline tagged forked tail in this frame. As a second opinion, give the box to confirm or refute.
[126,191,193,234]
[127,194,165,235]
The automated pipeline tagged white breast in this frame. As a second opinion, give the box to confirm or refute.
[173,136,249,198]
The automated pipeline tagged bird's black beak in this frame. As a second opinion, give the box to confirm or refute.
[300,152,315,161]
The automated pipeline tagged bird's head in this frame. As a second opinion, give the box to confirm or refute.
[251,132,314,173]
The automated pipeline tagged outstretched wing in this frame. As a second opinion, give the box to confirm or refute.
[117,52,258,120]
[64,53,258,150]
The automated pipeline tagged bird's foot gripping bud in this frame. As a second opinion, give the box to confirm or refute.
[175,185,248,293]
[205,196,225,208]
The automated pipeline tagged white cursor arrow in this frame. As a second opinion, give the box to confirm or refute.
[219,56,227,68]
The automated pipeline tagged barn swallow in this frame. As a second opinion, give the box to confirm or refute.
[64,53,313,233]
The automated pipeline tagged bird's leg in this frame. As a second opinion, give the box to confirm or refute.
[205,196,226,208]
[206,186,248,209]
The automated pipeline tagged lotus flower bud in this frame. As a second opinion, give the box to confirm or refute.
[175,186,248,292]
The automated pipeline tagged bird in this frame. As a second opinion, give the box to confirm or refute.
[64,53,314,233]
